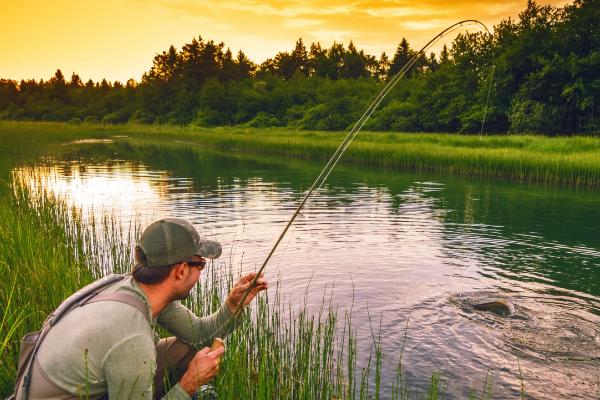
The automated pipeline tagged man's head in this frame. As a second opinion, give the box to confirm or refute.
[132,218,222,298]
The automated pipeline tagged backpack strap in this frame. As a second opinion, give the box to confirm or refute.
[50,274,127,326]
[83,292,151,324]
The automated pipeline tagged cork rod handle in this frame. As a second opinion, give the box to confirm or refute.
[210,337,225,352]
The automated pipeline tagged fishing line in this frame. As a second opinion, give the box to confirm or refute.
[480,65,496,137]
[223,19,494,322]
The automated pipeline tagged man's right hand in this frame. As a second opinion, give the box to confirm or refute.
[179,346,225,395]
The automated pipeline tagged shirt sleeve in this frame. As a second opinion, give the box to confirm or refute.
[157,302,241,348]
[103,333,191,400]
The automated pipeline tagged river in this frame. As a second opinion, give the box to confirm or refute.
[13,137,600,399]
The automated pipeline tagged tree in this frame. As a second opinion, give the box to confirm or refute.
[440,44,450,64]
[270,39,309,79]
[145,45,179,83]
[376,52,390,81]
[341,41,371,79]
[308,42,335,78]
[389,38,415,79]
[290,38,309,76]
[50,69,67,101]
[69,73,82,88]
[236,51,256,78]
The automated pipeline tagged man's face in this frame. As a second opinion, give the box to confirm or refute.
[174,255,205,300]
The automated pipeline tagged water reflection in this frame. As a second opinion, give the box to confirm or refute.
[14,163,170,219]
[12,140,600,399]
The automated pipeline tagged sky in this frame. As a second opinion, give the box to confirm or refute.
[0,0,572,83]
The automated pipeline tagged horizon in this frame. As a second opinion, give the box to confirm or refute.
[1,0,571,83]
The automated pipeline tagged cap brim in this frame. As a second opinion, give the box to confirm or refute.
[194,239,222,259]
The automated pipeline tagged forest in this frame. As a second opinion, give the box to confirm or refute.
[0,0,598,135]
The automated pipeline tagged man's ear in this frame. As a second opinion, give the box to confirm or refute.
[171,263,188,281]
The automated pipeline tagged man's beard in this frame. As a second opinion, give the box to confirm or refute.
[173,286,194,301]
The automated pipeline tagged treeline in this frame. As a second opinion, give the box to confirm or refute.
[1,0,599,134]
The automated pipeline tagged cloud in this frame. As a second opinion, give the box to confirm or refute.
[308,29,359,43]
[402,20,450,31]
[363,6,444,18]
[220,0,360,17]
[282,18,325,28]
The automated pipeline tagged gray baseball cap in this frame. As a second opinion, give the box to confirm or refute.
[137,218,222,267]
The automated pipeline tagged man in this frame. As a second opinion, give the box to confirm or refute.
[16,218,268,399]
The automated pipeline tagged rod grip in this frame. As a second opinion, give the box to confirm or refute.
[210,337,224,352]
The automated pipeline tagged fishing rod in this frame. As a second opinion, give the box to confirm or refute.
[226,19,494,321]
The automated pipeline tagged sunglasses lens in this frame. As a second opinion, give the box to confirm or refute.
[188,260,206,268]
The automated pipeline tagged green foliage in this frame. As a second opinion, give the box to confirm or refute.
[245,111,281,128]
[509,99,560,134]
[101,111,127,125]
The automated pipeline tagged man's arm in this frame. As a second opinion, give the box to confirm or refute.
[157,301,238,349]
[157,272,268,348]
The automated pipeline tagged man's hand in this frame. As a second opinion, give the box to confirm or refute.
[179,346,225,395]
[225,272,268,314]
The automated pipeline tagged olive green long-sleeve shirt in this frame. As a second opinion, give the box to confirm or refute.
[35,276,236,399]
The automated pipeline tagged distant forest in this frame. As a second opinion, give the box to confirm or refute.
[1,0,598,135]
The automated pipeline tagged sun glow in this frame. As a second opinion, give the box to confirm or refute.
[0,0,572,83]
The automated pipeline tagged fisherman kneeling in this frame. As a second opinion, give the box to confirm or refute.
[14,218,268,399]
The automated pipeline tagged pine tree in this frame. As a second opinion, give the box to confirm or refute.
[389,38,415,79]
[376,52,390,81]
[50,69,67,101]
[69,73,82,88]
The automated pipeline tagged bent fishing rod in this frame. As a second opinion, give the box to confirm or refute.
[222,19,493,325]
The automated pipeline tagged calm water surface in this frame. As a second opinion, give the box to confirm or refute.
[13,138,600,399]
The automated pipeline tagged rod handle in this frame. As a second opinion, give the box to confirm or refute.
[210,337,225,352]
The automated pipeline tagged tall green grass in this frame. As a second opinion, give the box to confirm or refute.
[0,184,93,387]
[2,120,600,188]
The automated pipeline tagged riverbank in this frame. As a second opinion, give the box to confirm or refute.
[0,121,457,399]
[2,120,585,398]
[2,121,599,188]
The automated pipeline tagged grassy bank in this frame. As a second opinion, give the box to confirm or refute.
[0,121,513,398]
[2,120,574,398]
[2,120,600,188]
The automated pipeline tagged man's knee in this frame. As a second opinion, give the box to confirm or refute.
[156,337,196,372]
[154,337,197,398]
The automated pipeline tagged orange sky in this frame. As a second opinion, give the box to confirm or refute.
[0,0,572,83]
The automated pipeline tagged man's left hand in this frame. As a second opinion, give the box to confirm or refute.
[225,272,268,314]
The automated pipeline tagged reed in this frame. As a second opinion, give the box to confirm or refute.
[2,121,599,188]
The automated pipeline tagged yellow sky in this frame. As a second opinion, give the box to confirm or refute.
[0,0,571,83]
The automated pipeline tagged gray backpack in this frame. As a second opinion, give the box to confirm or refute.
[9,274,149,400]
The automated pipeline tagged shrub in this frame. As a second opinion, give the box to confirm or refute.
[101,112,127,125]
[129,109,154,124]
[509,99,561,134]
[245,112,281,128]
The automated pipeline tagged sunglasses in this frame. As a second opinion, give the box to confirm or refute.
[186,259,207,270]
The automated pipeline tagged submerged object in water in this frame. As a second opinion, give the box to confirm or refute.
[472,299,515,317]
[451,291,600,362]
[449,292,522,319]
